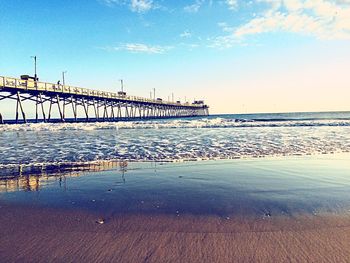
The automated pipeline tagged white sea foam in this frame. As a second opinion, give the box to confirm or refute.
[1,117,350,132]
[1,115,350,171]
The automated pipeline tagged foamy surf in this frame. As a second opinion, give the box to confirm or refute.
[1,117,350,132]
[1,113,350,172]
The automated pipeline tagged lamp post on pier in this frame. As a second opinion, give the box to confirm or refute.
[62,71,67,86]
[30,56,37,81]
[119,79,124,92]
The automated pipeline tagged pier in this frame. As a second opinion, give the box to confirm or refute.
[0,75,209,123]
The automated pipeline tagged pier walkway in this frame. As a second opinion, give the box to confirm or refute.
[0,75,209,123]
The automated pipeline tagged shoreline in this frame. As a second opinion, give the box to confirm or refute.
[1,203,350,262]
[1,151,350,177]
[2,154,350,262]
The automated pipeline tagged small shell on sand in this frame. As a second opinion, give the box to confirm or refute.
[96,218,105,224]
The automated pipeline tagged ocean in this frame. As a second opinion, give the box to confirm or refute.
[0,111,349,171]
[1,111,350,229]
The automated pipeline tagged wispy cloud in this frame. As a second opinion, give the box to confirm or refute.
[226,0,238,10]
[100,0,155,13]
[100,0,121,7]
[180,30,192,38]
[130,0,153,13]
[102,43,172,54]
[236,0,350,40]
[184,0,205,13]
[212,0,350,48]
[208,35,242,49]
[217,22,234,32]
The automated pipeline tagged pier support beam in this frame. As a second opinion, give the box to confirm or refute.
[56,95,64,122]
[16,92,26,124]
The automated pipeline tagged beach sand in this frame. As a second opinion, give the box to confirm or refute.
[1,203,350,263]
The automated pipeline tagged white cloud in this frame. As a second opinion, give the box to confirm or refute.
[184,0,205,13]
[180,30,192,38]
[226,0,238,10]
[336,0,350,4]
[208,35,239,49]
[100,0,154,13]
[103,43,172,54]
[218,22,234,32]
[130,0,153,13]
[100,0,121,6]
[179,42,200,51]
[234,11,326,38]
[214,0,350,48]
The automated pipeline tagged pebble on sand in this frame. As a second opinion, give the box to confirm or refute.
[263,212,272,219]
[96,218,105,224]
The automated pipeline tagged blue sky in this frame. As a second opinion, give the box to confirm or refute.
[1,0,350,114]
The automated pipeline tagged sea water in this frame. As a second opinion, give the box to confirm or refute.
[0,111,349,169]
[1,112,350,217]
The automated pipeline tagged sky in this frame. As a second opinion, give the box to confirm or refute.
[0,0,350,114]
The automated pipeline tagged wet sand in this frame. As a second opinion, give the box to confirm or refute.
[1,203,350,263]
[1,155,350,262]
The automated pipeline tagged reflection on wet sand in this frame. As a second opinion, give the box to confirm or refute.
[0,160,129,193]
[2,155,350,218]
[1,156,350,262]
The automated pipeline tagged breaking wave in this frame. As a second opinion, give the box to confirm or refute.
[1,113,350,173]
[1,117,350,132]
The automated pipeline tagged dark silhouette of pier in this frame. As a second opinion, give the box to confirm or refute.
[0,75,209,123]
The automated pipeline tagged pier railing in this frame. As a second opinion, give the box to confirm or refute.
[0,76,203,108]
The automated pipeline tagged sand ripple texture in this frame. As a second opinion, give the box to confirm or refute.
[1,116,350,167]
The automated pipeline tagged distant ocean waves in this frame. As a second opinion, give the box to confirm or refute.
[1,117,350,132]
